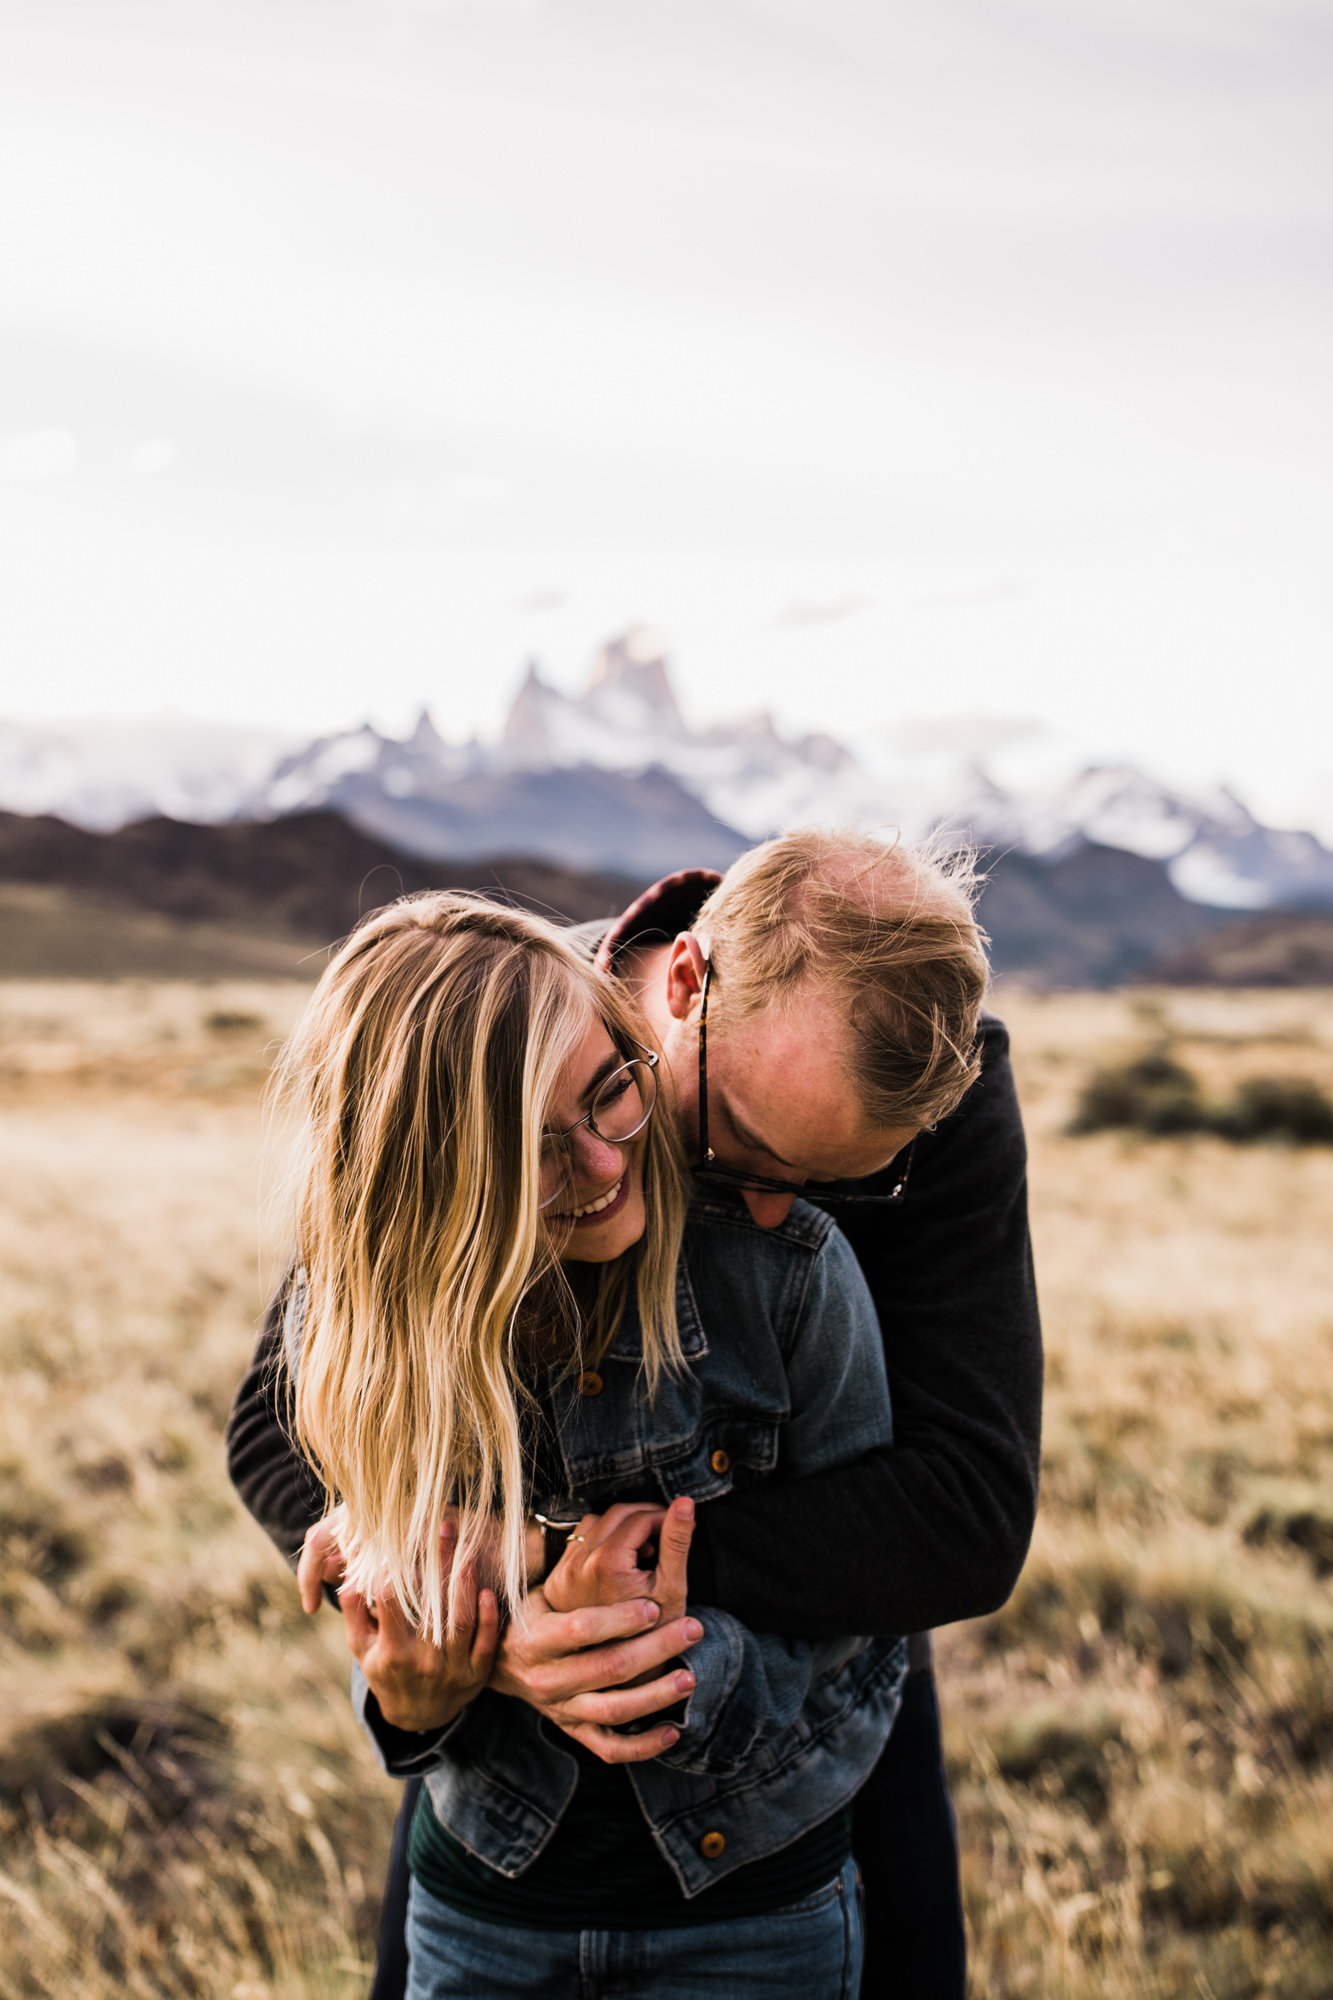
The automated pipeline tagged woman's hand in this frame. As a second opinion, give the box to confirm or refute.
[341,1527,500,1733]
[298,1507,348,1613]
[545,1495,695,1626]
[343,1580,500,1734]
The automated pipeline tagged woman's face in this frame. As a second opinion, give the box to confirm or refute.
[541,1018,650,1264]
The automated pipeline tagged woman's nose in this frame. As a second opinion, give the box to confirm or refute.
[568,1122,622,1182]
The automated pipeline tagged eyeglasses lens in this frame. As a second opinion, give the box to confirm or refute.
[589,1060,656,1142]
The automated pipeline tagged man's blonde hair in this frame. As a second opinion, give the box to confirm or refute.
[273,893,686,1642]
[694,826,989,1131]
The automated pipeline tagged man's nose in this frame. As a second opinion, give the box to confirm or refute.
[741,1189,797,1229]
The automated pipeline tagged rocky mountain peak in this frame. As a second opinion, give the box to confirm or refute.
[585,627,683,727]
[500,662,558,758]
[407,707,448,756]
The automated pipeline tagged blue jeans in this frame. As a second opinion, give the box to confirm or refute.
[404,1858,863,2000]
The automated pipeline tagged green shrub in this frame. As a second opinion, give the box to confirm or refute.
[1070,1050,1333,1146]
[1213,1075,1333,1145]
[1069,1048,1205,1136]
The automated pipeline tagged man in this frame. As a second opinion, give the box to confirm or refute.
[227,827,1042,1998]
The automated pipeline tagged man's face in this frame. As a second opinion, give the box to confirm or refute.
[654,937,917,1228]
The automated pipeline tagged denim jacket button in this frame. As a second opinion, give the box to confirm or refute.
[699,1830,726,1859]
[577,1372,603,1397]
[709,1448,730,1474]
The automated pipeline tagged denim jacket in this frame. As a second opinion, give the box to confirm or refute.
[292,1193,908,1897]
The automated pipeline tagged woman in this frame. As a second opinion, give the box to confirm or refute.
[277,890,905,2000]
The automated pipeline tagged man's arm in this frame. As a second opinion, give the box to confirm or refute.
[225,1262,327,1565]
[686,1014,1042,1638]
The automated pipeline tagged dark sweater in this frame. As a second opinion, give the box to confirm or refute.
[685,1011,1043,1636]
[224,1011,1041,1642]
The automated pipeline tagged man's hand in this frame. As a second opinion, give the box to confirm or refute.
[491,1589,702,1764]
[544,1496,694,1627]
[342,1531,500,1733]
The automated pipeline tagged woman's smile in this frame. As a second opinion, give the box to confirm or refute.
[549,1170,631,1227]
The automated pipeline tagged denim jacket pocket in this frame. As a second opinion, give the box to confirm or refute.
[555,1340,781,1505]
[648,1413,780,1497]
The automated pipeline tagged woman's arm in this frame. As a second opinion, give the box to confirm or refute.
[514,1510,880,1784]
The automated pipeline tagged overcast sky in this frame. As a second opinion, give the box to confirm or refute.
[1,0,1330,827]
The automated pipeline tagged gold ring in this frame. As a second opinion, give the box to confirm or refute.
[568,1533,586,1544]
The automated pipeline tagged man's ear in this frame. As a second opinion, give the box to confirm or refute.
[664,933,709,1023]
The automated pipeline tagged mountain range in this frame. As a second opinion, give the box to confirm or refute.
[2,632,1331,985]
[0,810,643,981]
[6,631,1331,914]
[0,806,1233,989]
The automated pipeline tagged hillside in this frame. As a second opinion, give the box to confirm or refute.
[977,842,1224,988]
[0,811,645,980]
[1,807,1329,986]
[1141,909,1333,986]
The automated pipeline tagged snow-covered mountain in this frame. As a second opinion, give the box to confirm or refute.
[495,628,890,838]
[2,632,1331,909]
[945,763,1333,913]
[1017,766,1333,911]
[253,706,749,877]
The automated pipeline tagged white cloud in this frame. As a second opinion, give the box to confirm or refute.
[128,437,176,475]
[1,428,78,480]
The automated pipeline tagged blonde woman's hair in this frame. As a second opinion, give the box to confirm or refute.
[274,892,686,1643]
[694,826,990,1132]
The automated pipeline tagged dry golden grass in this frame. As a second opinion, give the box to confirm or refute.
[1,978,1330,1996]
[939,986,1333,1997]
[0,982,396,1999]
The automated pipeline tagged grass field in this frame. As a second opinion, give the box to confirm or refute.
[1,979,1330,1997]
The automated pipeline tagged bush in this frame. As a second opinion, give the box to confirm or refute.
[1069,1048,1205,1136]
[1213,1075,1333,1146]
[1070,1050,1333,1146]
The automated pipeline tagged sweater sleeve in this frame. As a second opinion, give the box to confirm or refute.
[685,1014,1043,1638]
[225,1260,329,1565]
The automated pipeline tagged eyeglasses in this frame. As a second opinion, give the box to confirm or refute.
[539,1044,660,1212]
[692,961,916,1207]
